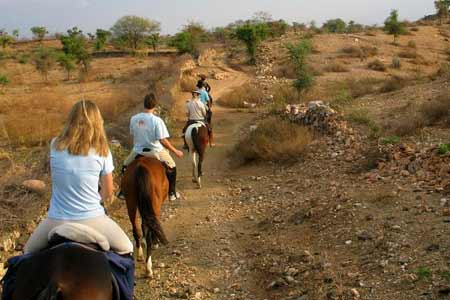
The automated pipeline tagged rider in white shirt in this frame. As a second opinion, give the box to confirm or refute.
[123,93,183,201]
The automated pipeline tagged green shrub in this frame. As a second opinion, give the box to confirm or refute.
[286,39,315,93]
[32,47,57,82]
[380,136,401,145]
[384,10,407,43]
[234,23,268,63]
[380,76,407,93]
[407,40,417,49]
[18,54,29,64]
[322,18,347,33]
[415,267,432,281]
[0,74,9,85]
[391,56,401,69]
[438,143,450,155]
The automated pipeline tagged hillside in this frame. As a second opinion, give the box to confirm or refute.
[2,22,450,300]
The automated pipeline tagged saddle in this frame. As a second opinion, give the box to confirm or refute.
[1,224,134,300]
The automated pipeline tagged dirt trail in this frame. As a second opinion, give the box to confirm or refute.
[109,70,264,299]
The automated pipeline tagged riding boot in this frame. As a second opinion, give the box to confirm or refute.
[116,165,127,200]
[166,167,179,200]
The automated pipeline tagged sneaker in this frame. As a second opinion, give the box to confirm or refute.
[169,192,181,201]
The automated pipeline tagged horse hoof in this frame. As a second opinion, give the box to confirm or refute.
[192,178,197,183]
[146,271,154,279]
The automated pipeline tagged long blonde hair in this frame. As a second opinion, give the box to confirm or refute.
[54,100,109,157]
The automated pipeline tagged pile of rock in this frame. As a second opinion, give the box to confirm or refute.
[285,101,349,135]
[374,144,450,192]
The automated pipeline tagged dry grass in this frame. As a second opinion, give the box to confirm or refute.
[379,76,407,93]
[234,117,312,163]
[273,64,297,79]
[382,92,450,136]
[324,62,350,73]
[218,82,265,108]
[180,69,198,92]
[367,59,386,72]
[1,57,178,147]
[340,45,378,59]
[398,49,418,59]
[344,77,383,98]
[421,90,450,126]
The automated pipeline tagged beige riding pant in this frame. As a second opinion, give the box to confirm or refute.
[24,215,134,255]
[123,148,176,169]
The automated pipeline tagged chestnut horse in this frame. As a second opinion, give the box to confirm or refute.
[10,244,114,300]
[185,122,210,188]
[121,157,169,277]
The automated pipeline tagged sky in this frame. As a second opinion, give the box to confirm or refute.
[0,0,435,37]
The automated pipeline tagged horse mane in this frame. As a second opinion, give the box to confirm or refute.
[135,163,168,245]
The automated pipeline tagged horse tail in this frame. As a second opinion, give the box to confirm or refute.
[135,163,168,245]
[36,282,61,300]
[191,127,202,155]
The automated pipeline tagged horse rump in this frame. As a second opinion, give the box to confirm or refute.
[135,164,168,245]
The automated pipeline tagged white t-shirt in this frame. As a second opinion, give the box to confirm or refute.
[186,99,207,121]
[130,112,169,153]
[48,140,114,220]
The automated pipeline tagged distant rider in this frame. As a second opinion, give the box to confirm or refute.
[182,90,208,149]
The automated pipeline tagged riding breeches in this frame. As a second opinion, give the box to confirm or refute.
[123,148,176,169]
[24,215,134,255]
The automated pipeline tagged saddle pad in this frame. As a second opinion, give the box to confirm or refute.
[48,223,110,252]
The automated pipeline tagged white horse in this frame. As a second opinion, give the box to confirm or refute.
[185,122,209,188]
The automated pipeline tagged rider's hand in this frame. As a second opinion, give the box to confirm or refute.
[174,150,184,158]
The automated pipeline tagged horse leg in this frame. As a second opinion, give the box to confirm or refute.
[127,200,144,261]
[197,148,205,189]
[191,152,198,183]
[145,229,154,278]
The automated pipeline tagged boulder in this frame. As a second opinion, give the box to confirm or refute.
[22,180,46,194]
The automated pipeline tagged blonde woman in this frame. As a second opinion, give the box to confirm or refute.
[24,100,133,255]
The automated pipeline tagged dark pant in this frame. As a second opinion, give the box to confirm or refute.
[166,167,177,196]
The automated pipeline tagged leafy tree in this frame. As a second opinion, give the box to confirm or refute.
[267,20,289,38]
[384,10,406,43]
[57,53,76,80]
[94,29,111,51]
[32,47,56,82]
[235,23,269,64]
[323,18,347,33]
[59,27,91,75]
[347,21,364,33]
[435,0,450,24]
[111,16,161,49]
[286,39,315,94]
[12,29,19,40]
[292,22,307,33]
[30,26,48,42]
[146,33,160,52]
[212,27,229,42]
[0,35,14,48]
[169,22,207,56]
[308,20,321,33]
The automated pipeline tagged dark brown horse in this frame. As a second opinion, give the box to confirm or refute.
[185,123,210,188]
[121,157,169,277]
[11,244,114,300]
